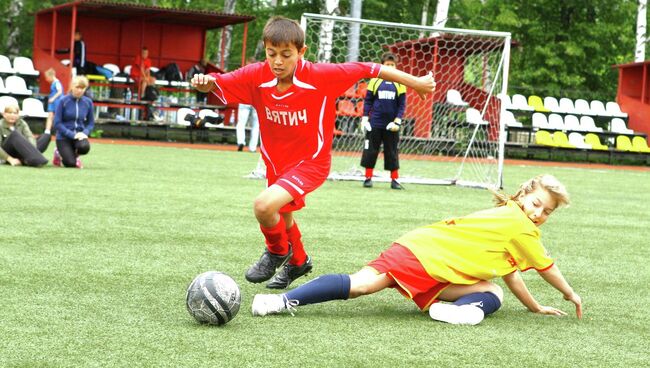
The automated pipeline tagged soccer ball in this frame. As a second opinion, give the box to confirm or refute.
[186,271,241,326]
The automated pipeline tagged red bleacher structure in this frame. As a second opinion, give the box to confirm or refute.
[32,0,254,99]
[385,34,510,139]
[614,60,650,143]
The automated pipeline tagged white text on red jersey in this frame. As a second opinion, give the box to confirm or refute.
[264,107,308,126]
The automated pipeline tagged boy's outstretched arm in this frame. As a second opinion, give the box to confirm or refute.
[377,68,436,100]
[502,271,570,317]
[537,264,583,318]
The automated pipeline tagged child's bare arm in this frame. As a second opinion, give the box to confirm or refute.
[503,270,570,317]
[377,67,435,100]
[537,264,583,318]
[502,271,541,313]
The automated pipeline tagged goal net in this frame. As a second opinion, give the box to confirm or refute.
[299,13,512,189]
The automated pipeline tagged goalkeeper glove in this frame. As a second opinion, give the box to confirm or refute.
[360,116,372,132]
[386,118,401,132]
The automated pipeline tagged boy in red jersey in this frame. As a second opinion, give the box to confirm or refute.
[191,16,435,289]
[251,175,583,325]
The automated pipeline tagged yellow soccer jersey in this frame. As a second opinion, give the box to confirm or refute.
[396,200,553,285]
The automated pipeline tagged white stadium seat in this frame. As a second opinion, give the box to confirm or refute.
[543,96,562,113]
[558,98,575,114]
[606,102,628,118]
[568,132,591,149]
[532,112,549,129]
[547,113,565,130]
[21,97,48,118]
[589,100,609,116]
[573,99,591,116]
[503,110,523,128]
[13,56,40,77]
[199,109,223,128]
[0,77,7,94]
[610,117,633,134]
[176,107,195,126]
[497,93,511,109]
[466,107,488,125]
[0,55,15,74]
[579,116,603,132]
[0,95,20,112]
[4,75,32,95]
[511,94,534,111]
[447,89,469,106]
[563,114,581,131]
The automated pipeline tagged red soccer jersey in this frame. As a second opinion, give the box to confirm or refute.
[131,56,151,79]
[209,59,380,175]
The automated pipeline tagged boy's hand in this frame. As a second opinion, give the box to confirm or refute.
[564,292,583,319]
[414,71,436,100]
[191,73,216,93]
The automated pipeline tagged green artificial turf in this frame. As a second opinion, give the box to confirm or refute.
[1,142,648,367]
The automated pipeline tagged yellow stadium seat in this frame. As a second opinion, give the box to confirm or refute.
[552,131,576,148]
[534,130,557,146]
[631,136,650,153]
[528,95,550,112]
[616,135,633,151]
[584,133,608,150]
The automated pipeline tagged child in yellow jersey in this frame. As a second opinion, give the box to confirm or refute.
[251,174,583,325]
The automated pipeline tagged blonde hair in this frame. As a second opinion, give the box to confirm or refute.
[491,174,570,209]
[3,104,20,114]
[72,75,89,88]
[45,68,56,77]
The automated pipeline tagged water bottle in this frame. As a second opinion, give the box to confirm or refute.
[125,88,132,120]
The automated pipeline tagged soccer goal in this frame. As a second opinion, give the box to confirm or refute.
[300,13,512,189]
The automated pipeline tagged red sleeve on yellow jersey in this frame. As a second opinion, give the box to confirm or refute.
[508,232,554,272]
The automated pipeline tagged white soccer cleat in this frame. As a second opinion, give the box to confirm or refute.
[251,294,298,316]
[429,303,485,325]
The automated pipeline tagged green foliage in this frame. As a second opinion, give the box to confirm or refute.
[0,0,644,99]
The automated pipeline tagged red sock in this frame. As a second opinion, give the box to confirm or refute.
[365,168,374,179]
[286,221,307,265]
[391,170,399,180]
[260,216,289,255]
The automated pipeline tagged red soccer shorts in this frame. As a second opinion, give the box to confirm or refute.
[367,243,450,311]
[267,159,330,213]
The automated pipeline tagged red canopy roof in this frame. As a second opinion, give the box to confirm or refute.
[36,0,255,29]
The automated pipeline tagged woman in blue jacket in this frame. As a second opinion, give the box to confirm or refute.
[53,75,94,168]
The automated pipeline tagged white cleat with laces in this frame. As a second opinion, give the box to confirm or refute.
[251,294,299,316]
[428,303,485,325]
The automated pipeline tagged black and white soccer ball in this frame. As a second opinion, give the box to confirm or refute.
[186,271,241,326]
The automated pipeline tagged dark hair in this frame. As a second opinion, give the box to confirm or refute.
[381,52,398,64]
[263,16,305,50]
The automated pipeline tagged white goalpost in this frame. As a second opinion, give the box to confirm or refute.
[301,13,511,189]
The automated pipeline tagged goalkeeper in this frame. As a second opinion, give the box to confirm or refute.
[359,52,407,190]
